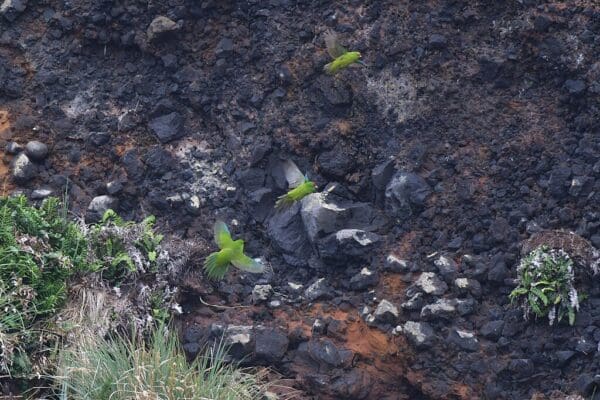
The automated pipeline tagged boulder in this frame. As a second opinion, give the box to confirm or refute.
[447,329,479,352]
[11,153,36,183]
[385,171,431,217]
[304,278,333,301]
[308,338,353,368]
[414,272,448,296]
[147,16,180,42]
[420,298,457,321]
[87,195,118,222]
[266,202,312,266]
[300,189,386,243]
[373,299,399,324]
[24,141,48,161]
[254,328,288,363]
[252,284,272,303]
[403,321,435,349]
[349,268,379,290]
[148,112,184,143]
[316,229,380,265]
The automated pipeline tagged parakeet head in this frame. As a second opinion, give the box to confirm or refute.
[306,179,317,191]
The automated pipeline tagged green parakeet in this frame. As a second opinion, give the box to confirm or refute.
[275,159,317,209]
[323,30,365,75]
[203,221,265,280]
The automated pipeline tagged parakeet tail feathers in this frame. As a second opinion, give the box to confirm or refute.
[203,252,229,280]
[275,193,295,210]
[323,62,335,75]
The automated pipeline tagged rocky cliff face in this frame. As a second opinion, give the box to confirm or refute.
[2,0,600,398]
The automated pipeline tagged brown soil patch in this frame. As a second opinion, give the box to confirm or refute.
[274,303,410,398]
[391,230,419,259]
[379,273,407,301]
[0,110,13,196]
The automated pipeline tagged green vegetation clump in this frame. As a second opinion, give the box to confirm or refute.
[0,195,264,399]
[55,326,263,400]
[0,195,91,376]
[88,209,164,283]
[510,246,580,326]
[0,195,169,380]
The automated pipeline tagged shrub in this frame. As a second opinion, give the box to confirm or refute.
[509,246,580,326]
[55,326,264,400]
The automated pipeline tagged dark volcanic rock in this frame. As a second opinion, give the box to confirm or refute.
[373,299,399,324]
[429,34,448,49]
[316,229,380,265]
[11,153,36,183]
[87,195,118,222]
[372,157,396,190]
[434,255,458,283]
[308,338,352,368]
[147,16,180,42]
[266,202,312,266]
[384,254,410,272]
[213,324,254,360]
[402,321,435,349]
[565,79,586,95]
[414,272,448,296]
[24,141,48,161]
[420,298,457,321]
[330,369,371,399]
[487,255,508,283]
[385,171,431,217]
[304,278,333,301]
[447,329,479,352]
[350,267,380,290]
[547,166,572,198]
[148,112,184,143]
[301,190,386,243]
[0,0,27,21]
[255,328,289,363]
[317,146,353,178]
[5,142,23,154]
[317,76,352,107]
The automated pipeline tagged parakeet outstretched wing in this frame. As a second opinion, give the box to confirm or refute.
[282,159,305,189]
[214,221,234,249]
[204,251,230,280]
[231,254,265,273]
[324,30,347,59]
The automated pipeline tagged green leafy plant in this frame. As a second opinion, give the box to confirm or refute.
[55,326,264,400]
[89,210,164,283]
[0,195,90,376]
[149,290,170,325]
[137,215,163,267]
[510,246,580,326]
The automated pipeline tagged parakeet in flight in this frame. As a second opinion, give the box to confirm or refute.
[323,30,366,75]
[275,159,317,209]
[203,221,265,280]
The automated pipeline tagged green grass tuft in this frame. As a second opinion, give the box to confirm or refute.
[55,326,264,400]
